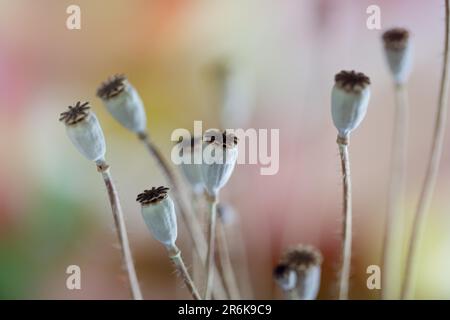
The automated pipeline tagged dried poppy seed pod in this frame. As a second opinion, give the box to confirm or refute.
[97,74,147,134]
[137,187,177,247]
[176,136,204,193]
[273,263,298,291]
[331,70,371,142]
[382,28,412,85]
[201,130,239,197]
[59,101,106,163]
[281,244,323,300]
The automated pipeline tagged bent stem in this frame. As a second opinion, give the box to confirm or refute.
[381,83,409,300]
[402,0,450,299]
[217,221,241,300]
[337,138,352,300]
[167,244,201,300]
[97,161,143,300]
[138,132,227,299]
[205,194,218,300]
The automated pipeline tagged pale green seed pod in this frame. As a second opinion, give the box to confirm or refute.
[97,74,147,134]
[331,70,371,139]
[382,28,412,85]
[201,130,238,197]
[176,136,204,193]
[60,101,106,163]
[137,187,177,248]
[280,244,323,300]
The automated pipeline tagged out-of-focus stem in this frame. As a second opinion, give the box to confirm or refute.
[402,0,450,299]
[205,195,218,300]
[217,221,240,300]
[381,83,409,300]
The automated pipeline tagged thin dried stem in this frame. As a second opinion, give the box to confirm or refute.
[217,221,241,300]
[167,244,201,300]
[337,140,352,300]
[138,132,227,299]
[190,192,205,294]
[381,83,409,299]
[402,0,450,299]
[98,162,143,300]
[205,195,218,300]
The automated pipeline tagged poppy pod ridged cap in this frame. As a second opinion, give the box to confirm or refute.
[176,136,204,193]
[280,244,323,300]
[59,101,106,162]
[382,28,412,84]
[97,74,147,134]
[331,70,371,140]
[201,129,239,197]
[137,187,177,247]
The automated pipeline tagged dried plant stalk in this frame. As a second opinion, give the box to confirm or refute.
[99,163,143,300]
[402,0,450,299]
[167,245,201,300]
[338,141,352,300]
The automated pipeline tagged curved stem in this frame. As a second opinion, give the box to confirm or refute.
[217,221,241,300]
[137,132,227,299]
[205,195,218,300]
[337,140,352,300]
[167,244,201,300]
[98,162,143,300]
[402,0,450,299]
[381,83,409,299]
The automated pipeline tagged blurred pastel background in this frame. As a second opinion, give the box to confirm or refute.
[1,0,450,299]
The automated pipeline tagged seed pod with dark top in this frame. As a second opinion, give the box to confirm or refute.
[59,101,106,163]
[382,28,412,84]
[97,74,147,134]
[137,186,177,248]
